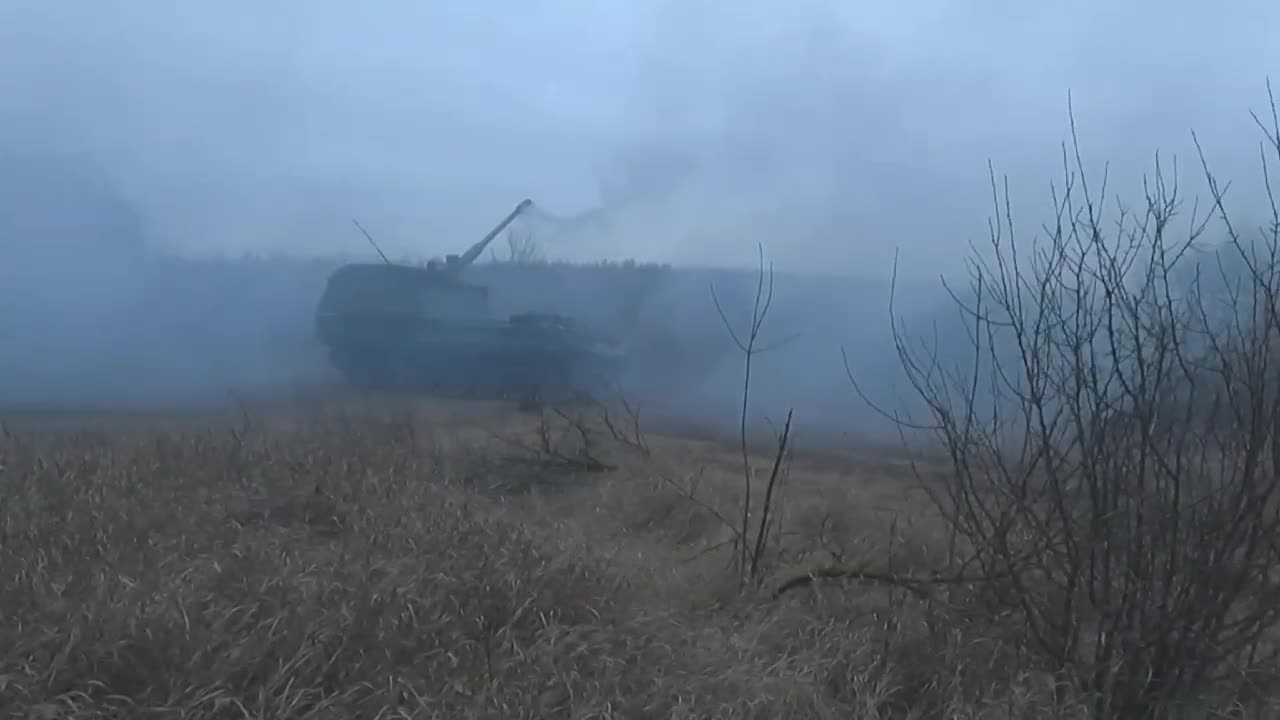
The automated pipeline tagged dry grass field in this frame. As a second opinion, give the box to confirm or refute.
[0,387,1104,720]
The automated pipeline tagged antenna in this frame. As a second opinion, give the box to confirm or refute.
[351,218,391,265]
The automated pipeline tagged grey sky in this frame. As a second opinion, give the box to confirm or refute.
[2,0,1278,276]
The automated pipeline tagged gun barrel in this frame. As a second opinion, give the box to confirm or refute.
[451,198,534,270]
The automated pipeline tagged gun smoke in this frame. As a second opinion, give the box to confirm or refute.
[1,1,1277,444]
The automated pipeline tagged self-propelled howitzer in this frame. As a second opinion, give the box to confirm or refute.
[314,199,622,402]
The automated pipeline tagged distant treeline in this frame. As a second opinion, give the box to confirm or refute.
[91,248,941,437]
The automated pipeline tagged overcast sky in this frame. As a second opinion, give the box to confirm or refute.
[2,0,1278,276]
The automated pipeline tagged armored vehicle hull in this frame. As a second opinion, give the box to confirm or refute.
[317,300,624,402]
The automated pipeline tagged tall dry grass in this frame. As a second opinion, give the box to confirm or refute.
[0,405,1099,719]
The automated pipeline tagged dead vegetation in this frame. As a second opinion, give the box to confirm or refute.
[842,84,1280,717]
[0,404,1075,720]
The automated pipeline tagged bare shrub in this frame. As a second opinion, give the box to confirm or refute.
[504,227,546,265]
[855,85,1280,717]
[593,387,653,459]
[710,244,798,590]
[496,406,617,476]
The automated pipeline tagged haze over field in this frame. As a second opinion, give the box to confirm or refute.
[1,0,1278,435]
